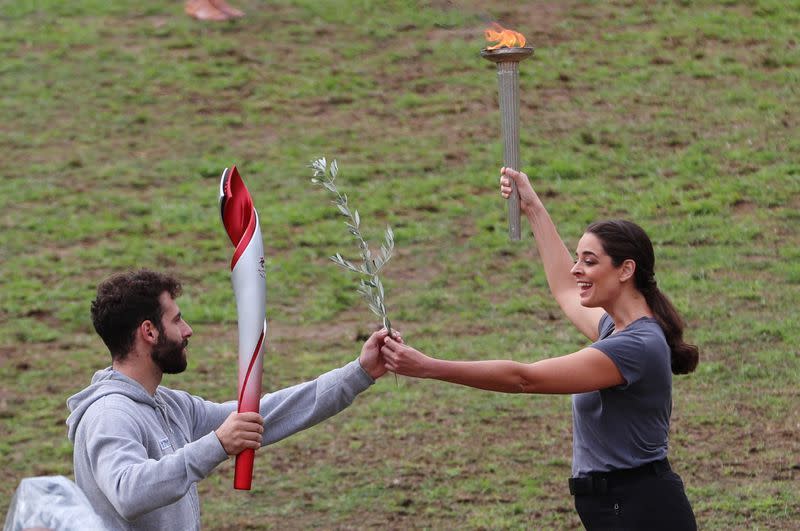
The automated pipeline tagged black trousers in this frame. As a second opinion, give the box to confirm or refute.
[572,461,696,531]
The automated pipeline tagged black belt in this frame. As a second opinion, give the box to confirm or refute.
[569,459,671,496]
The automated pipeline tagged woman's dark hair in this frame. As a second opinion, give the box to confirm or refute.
[586,220,699,374]
[91,269,182,360]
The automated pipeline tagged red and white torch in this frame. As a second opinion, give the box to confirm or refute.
[219,165,267,490]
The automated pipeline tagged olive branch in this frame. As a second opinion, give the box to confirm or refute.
[310,157,395,338]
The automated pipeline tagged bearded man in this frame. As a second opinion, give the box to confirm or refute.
[67,269,391,530]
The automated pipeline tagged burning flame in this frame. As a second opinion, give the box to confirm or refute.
[484,22,526,50]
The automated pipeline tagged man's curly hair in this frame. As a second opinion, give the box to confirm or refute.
[91,270,182,360]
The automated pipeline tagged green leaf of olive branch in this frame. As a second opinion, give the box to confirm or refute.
[309,157,395,340]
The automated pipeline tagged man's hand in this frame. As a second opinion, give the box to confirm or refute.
[358,328,402,379]
[214,411,264,456]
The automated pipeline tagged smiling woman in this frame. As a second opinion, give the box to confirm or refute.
[380,166,699,530]
[581,219,699,375]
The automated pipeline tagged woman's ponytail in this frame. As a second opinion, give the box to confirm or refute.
[642,285,699,374]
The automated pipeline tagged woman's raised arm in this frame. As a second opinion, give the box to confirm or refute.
[500,167,604,341]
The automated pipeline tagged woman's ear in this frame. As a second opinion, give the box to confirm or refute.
[619,259,636,283]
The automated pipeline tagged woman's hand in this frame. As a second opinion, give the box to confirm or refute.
[381,337,432,378]
[500,167,540,215]
[359,328,403,379]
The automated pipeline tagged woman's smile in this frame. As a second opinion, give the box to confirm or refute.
[577,281,593,294]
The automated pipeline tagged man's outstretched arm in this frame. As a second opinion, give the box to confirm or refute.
[188,329,393,446]
[257,328,390,445]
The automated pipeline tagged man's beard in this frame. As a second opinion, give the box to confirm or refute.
[151,334,188,374]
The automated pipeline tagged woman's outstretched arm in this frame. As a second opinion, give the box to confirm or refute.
[501,167,605,341]
[381,337,623,394]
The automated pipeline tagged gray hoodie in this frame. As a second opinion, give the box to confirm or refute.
[66,359,373,530]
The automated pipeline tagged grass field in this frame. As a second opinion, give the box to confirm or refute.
[1,0,799,528]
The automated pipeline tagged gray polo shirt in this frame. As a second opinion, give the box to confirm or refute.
[571,314,672,477]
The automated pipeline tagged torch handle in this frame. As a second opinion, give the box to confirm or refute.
[233,324,265,491]
[496,62,523,241]
[506,172,522,241]
[234,450,255,490]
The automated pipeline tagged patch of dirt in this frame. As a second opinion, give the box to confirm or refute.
[269,313,371,345]
[732,199,756,215]
[0,345,14,363]
[676,411,800,487]
[385,242,445,285]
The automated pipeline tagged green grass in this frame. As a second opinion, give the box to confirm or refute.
[1,0,799,528]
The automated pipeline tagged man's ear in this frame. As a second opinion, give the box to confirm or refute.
[140,320,159,345]
[619,259,636,283]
